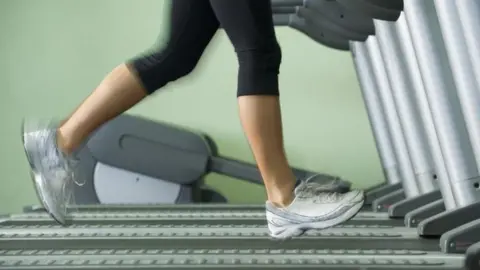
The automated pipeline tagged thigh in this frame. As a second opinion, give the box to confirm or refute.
[166,0,219,54]
[209,0,278,51]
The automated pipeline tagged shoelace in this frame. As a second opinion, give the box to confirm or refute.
[298,186,343,202]
[297,174,340,192]
[68,157,85,186]
[295,175,344,203]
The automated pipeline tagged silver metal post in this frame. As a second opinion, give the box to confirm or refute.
[404,0,479,207]
[364,36,420,198]
[350,40,401,186]
[434,0,480,173]
[373,18,436,194]
[455,1,480,95]
[395,12,456,209]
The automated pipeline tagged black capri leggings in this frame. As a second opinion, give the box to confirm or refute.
[129,0,282,97]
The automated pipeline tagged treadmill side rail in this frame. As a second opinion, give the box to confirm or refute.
[388,190,442,218]
[372,189,405,212]
[440,219,480,254]
[404,199,445,228]
[365,183,403,205]
[336,0,401,21]
[465,241,480,270]
[418,201,480,237]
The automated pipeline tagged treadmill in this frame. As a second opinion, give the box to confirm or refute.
[11,0,480,251]
[318,0,480,255]
[0,1,477,269]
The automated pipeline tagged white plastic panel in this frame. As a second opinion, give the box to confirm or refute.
[93,162,181,204]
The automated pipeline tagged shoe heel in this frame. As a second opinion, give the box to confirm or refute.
[270,226,305,240]
[21,120,38,169]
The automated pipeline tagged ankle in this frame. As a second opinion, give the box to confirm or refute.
[56,128,76,155]
[269,196,294,208]
[267,185,295,208]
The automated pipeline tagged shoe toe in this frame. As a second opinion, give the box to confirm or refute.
[44,197,67,224]
[39,180,68,225]
[50,210,67,225]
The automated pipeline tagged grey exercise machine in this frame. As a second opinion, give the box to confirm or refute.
[333,0,480,253]
[401,0,480,254]
[329,0,446,218]
[70,113,350,205]
[417,0,480,255]
[270,0,480,254]
[343,0,448,220]
[335,0,448,226]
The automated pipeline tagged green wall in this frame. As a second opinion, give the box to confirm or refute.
[0,0,384,214]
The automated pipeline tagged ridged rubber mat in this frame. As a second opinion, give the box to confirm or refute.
[0,249,464,269]
[24,204,266,212]
[10,212,266,219]
[22,206,386,219]
[0,249,431,256]
[0,224,437,251]
[2,212,394,228]
[11,211,387,219]
[0,224,402,237]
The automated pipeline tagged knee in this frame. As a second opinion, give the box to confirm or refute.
[130,46,200,94]
[237,43,282,71]
[236,43,282,97]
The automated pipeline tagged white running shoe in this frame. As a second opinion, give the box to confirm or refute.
[266,179,364,239]
[22,119,80,225]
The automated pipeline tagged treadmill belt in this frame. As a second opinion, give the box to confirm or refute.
[0,223,438,251]
[6,212,403,226]
[0,249,464,270]
[25,204,380,214]
[4,205,469,269]
[24,204,266,213]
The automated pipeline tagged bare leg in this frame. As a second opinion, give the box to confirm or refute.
[22,0,220,225]
[210,2,364,237]
[238,95,296,207]
[237,92,364,240]
[58,64,147,154]
[210,0,365,238]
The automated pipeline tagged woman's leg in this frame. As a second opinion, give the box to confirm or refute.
[209,0,364,239]
[22,0,220,224]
